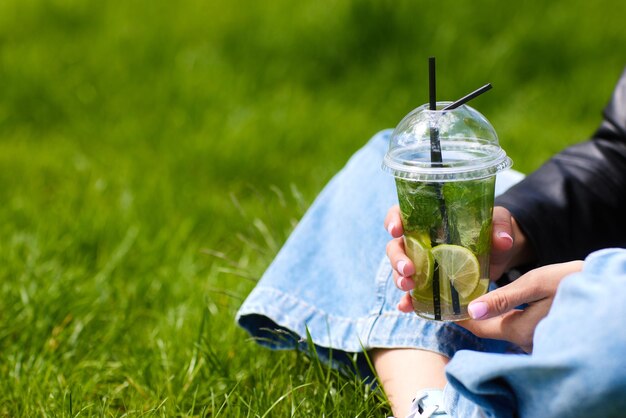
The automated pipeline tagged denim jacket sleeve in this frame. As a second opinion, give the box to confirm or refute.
[495,66,626,266]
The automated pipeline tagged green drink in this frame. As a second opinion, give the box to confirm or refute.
[383,103,511,321]
[397,177,494,320]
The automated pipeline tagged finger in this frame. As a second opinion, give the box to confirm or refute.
[393,270,415,291]
[386,237,415,277]
[384,205,404,237]
[489,206,515,279]
[397,292,413,313]
[469,261,583,320]
[467,260,583,319]
[491,206,514,253]
[467,269,546,320]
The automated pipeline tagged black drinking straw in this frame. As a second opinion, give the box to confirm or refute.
[428,58,443,320]
[443,83,493,110]
[428,57,461,318]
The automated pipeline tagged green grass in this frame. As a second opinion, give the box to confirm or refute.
[1,0,625,415]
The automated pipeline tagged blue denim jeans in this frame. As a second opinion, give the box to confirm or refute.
[237,131,626,416]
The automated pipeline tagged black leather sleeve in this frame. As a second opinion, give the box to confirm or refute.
[495,67,626,266]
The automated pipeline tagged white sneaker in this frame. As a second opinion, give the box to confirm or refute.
[404,388,450,418]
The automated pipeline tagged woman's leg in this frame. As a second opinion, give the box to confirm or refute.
[372,348,449,417]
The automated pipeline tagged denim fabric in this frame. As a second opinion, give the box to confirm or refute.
[236,130,524,378]
[444,248,626,418]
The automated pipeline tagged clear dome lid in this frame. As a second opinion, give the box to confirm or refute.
[382,102,512,181]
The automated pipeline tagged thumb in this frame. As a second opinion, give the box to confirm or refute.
[469,261,583,320]
[492,206,514,251]
[467,274,542,320]
[490,206,515,279]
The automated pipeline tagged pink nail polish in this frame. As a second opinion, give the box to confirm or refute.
[468,301,488,319]
[396,276,405,289]
[397,260,407,276]
[387,222,395,235]
[497,231,513,244]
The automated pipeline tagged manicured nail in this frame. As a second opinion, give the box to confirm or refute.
[497,231,513,244]
[468,301,489,319]
[397,260,407,276]
[387,222,395,235]
[396,276,406,290]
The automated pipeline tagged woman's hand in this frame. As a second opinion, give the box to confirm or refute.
[384,205,533,312]
[489,206,534,280]
[457,261,583,352]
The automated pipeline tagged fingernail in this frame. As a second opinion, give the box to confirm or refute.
[396,276,406,290]
[497,231,513,244]
[468,301,489,319]
[397,260,407,276]
[387,222,395,235]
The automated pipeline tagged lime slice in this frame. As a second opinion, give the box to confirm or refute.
[404,235,434,291]
[431,244,480,299]
[465,278,489,302]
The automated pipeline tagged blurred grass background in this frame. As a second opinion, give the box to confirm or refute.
[0,0,625,416]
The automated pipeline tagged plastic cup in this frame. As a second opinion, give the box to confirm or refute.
[382,102,512,321]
